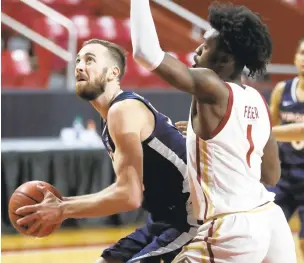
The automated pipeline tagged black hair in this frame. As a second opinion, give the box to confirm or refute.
[208,2,272,78]
[83,39,127,80]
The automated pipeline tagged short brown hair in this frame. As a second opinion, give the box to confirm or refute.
[83,39,127,80]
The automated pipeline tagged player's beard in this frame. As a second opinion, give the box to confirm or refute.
[76,81,106,101]
[76,70,107,101]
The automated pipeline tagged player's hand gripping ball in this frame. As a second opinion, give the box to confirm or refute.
[9,180,63,237]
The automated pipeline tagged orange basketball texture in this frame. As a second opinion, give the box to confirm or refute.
[8,180,62,237]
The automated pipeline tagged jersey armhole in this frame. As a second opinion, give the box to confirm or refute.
[210,82,234,138]
[130,98,157,144]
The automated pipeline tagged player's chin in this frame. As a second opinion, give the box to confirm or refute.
[75,81,88,95]
[76,84,100,101]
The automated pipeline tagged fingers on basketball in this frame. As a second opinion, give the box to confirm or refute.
[8,180,62,237]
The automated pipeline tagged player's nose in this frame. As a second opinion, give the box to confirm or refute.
[75,61,85,73]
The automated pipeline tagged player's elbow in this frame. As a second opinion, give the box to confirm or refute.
[126,195,142,210]
[116,185,142,211]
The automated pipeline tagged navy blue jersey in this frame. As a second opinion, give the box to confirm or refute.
[279,77,304,168]
[101,91,192,229]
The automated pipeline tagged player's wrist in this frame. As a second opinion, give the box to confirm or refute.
[59,200,73,220]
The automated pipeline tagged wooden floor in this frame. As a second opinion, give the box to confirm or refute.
[1,217,303,263]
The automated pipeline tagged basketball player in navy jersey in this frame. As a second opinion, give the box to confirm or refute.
[16,39,198,263]
[269,38,304,254]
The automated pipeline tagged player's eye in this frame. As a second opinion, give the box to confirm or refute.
[197,48,203,55]
[87,57,94,62]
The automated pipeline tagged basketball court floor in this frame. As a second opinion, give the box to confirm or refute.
[2,216,303,263]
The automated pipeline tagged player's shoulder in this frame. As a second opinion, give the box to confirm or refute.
[107,98,150,135]
[190,67,228,100]
[108,98,145,120]
[272,81,287,95]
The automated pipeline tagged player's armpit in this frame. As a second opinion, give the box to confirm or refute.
[107,100,145,209]
[154,54,229,103]
[261,135,281,187]
[269,81,285,126]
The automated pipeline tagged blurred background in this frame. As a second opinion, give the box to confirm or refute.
[1,0,304,262]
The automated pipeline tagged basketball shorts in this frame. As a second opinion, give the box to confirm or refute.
[101,217,197,263]
[172,202,297,263]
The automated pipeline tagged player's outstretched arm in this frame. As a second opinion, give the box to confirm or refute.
[59,100,144,219]
[16,101,145,228]
[272,123,304,142]
[130,0,228,102]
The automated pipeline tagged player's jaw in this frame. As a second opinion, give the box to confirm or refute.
[75,74,106,101]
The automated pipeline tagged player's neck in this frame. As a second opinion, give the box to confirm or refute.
[90,83,122,120]
[298,75,304,90]
[225,74,242,86]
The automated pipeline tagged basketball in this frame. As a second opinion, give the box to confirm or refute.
[8,180,62,237]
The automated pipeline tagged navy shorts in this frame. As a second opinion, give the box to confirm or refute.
[268,167,304,238]
[101,218,195,263]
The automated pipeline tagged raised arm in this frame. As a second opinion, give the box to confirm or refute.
[130,0,227,102]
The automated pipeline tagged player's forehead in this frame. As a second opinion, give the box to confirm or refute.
[201,28,219,50]
[77,43,108,58]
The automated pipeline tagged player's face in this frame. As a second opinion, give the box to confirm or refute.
[75,44,111,101]
[192,29,221,72]
[295,41,304,76]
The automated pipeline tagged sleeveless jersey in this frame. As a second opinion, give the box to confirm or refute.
[101,91,196,229]
[186,82,275,221]
[279,77,304,167]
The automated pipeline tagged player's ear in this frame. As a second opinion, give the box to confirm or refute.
[107,66,120,81]
[220,53,234,65]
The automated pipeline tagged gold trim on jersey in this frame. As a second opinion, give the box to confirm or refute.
[204,201,275,223]
[197,139,215,220]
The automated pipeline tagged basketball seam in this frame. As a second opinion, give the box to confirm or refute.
[14,191,40,203]
[12,212,24,218]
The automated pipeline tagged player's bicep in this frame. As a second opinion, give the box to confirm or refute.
[269,82,285,126]
[261,135,281,187]
[112,132,143,185]
[108,103,144,200]
[154,53,226,102]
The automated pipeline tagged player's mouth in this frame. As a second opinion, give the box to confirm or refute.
[76,74,88,82]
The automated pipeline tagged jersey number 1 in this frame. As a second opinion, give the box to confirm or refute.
[246,124,254,168]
